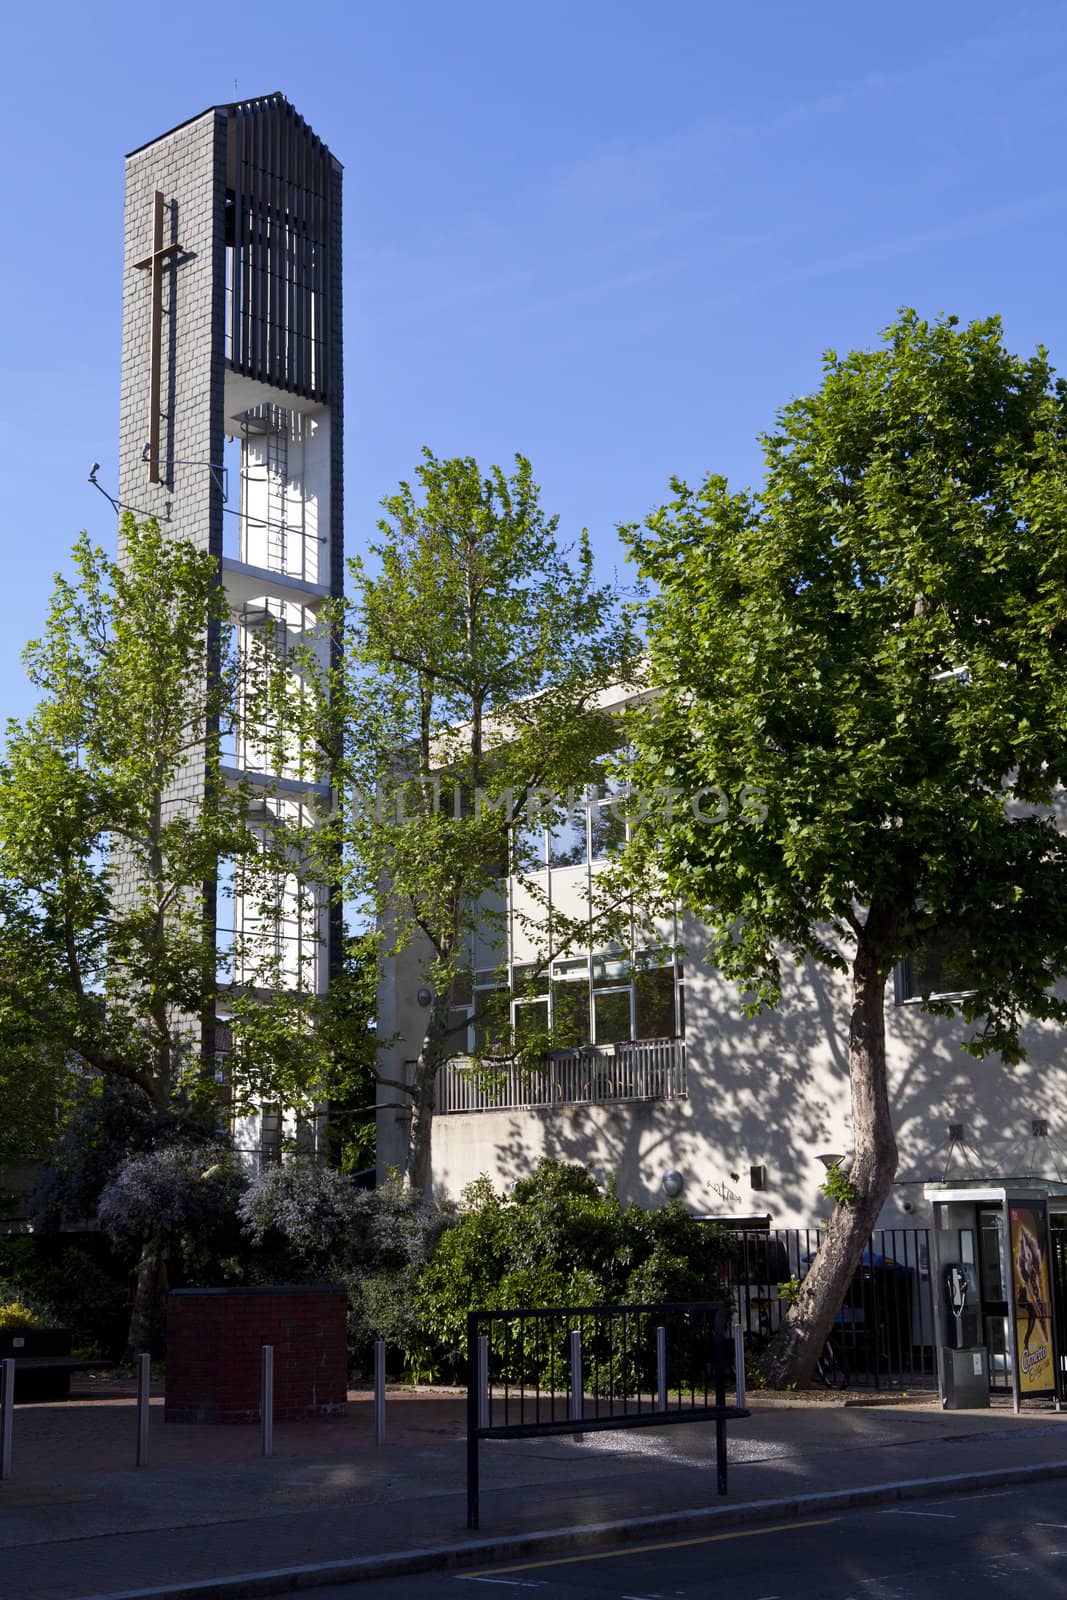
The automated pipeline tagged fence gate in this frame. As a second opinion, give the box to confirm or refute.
[729,1226,937,1389]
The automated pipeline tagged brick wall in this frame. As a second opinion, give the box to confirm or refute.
[165,1286,348,1424]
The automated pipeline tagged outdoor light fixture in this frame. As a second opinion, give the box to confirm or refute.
[416,987,433,1008]
[817,1150,854,1174]
[661,1170,684,1199]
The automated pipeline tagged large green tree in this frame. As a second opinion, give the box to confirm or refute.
[303,451,640,1192]
[620,312,1067,1385]
[0,518,318,1346]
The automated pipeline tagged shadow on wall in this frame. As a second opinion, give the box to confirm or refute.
[482,937,1067,1224]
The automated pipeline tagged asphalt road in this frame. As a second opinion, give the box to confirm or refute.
[313,1481,1067,1598]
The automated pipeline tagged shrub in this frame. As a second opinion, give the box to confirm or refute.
[99,1143,247,1248]
[413,1159,732,1382]
[32,1078,213,1232]
[0,1277,57,1334]
[239,1160,457,1373]
[0,1240,128,1357]
[239,1157,362,1280]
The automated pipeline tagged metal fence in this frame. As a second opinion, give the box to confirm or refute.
[465,1300,745,1527]
[730,1226,937,1389]
[437,1037,686,1114]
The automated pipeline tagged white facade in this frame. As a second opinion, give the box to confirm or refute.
[377,733,1067,1226]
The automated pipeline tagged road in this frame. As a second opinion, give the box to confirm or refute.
[311,1481,1067,1598]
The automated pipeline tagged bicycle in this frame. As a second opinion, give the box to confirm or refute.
[814,1335,848,1389]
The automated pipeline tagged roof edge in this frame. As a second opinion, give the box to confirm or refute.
[125,91,338,162]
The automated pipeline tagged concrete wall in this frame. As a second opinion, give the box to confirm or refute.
[380,901,1067,1228]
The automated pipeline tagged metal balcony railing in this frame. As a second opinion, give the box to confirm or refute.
[436,1038,686,1114]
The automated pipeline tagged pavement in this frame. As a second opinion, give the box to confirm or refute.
[2,1377,1067,1600]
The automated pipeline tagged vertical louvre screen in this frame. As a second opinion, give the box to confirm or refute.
[228,96,332,400]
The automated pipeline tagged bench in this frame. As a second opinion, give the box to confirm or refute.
[3,1356,116,1403]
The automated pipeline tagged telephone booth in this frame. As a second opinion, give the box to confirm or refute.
[925,1179,1067,1411]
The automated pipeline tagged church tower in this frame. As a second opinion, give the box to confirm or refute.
[119,95,343,1163]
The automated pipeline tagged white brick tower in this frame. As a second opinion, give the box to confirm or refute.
[119,95,343,1162]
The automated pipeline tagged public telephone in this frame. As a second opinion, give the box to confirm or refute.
[942,1261,979,1348]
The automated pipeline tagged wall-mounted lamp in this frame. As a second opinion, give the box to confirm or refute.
[817,1150,854,1175]
[750,1164,767,1191]
[416,987,434,1008]
[661,1169,684,1199]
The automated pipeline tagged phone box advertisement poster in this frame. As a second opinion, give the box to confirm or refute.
[1010,1204,1054,1394]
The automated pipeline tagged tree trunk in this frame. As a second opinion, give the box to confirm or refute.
[407,1065,437,1195]
[406,992,449,1194]
[125,1233,169,1360]
[761,926,898,1388]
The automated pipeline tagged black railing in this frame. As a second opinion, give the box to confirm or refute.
[729,1226,937,1389]
[465,1300,747,1528]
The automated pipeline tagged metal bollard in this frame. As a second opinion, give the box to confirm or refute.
[136,1352,151,1467]
[734,1324,746,1407]
[374,1339,386,1447]
[476,1335,489,1432]
[569,1329,583,1424]
[0,1359,12,1479]
[656,1324,667,1412]
[260,1344,274,1458]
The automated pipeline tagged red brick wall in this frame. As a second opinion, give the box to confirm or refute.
[165,1287,348,1424]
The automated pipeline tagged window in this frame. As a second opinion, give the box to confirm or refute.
[472,968,508,1053]
[514,998,549,1042]
[549,812,587,868]
[896,931,975,1003]
[593,988,632,1044]
[634,953,677,1039]
[592,951,632,1044]
[513,821,547,870]
[590,801,626,861]
[551,956,590,1047]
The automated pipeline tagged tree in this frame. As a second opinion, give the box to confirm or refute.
[303,452,640,1192]
[0,517,307,1346]
[99,1141,247,1352]
[620,311,1067,1386]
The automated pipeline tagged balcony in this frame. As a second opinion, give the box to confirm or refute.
[435,1038,686,1115]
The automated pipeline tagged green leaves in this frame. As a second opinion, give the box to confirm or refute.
[310,451,642,1184]
[623,311,1067,1061]
[0,517,310,1119]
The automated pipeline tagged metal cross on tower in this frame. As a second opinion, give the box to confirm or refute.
[133,190,183,485]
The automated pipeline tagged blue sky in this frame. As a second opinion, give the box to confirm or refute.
[2,1,1066,723]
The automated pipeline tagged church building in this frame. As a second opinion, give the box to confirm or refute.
[118,94,343,1162]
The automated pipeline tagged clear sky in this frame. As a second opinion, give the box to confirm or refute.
[1,0,1065,723]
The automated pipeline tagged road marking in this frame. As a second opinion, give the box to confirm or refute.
[878,1508,955,1519]
[473,1519,834,1577]
[468,1580,548,1589]
[468,1581,547,1590]
[1037,1523,1067,1529]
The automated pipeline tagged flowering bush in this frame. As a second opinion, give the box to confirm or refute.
[98,1143,247,1245]
[0,1299,46,1334]
[238,1159,457,1375]
[0,1277,57,1334]
[238,1157,362,1277]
